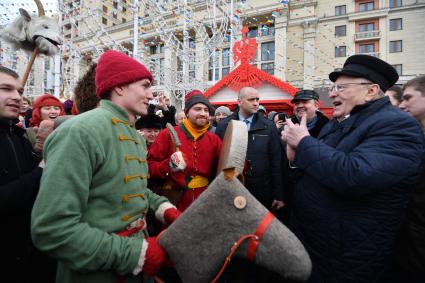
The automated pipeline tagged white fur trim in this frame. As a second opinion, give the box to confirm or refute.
[155,202,176,224]
[132,239,148,275]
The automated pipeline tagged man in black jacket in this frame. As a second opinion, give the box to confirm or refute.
[282,89,329,224]
[0,66,55,282]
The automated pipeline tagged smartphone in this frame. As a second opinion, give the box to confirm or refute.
[278,113,287,121]
[149,99,159,105]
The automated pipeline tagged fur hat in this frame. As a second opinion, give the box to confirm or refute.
[30,94,64,127]
[329,54,399,92]
[135,114,163,130]
[184,91,214,114]
[95,50,153,98]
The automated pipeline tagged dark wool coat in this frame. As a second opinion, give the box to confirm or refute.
[290,97,425,283]
[0,118,56,282]
[215,111,283,208]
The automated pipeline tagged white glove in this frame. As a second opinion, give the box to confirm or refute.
[169,151,186,172]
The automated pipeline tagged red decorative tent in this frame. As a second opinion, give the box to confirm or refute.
[205,26,298,115]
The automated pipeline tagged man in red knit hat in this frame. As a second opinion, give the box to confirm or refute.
[148,90,222,211]
[31,50,181,283]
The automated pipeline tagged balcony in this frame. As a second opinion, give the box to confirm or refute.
[357,52,380,58]
[354,30,381,41]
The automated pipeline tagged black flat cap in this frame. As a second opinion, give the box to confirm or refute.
[329,54,399,92]
[291,89,319,103]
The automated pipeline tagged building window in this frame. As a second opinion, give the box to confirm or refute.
[122,18,126,23]
[392,64,402,75]
[359,2,374,12]
[335,46,347,57]
[113,1,118,9]
[359,43,375,53]
[222,67,230,77]
[102,5,108,13]
[390,0,402,8]
[389,18,402,31]
[122,6,127,12]
[335,25,346,37]
[209,50,220,81]
[261,24,275,37]
[261,42,275,62]
[260,42,274,75]
[261,62,274,75]
[359,23,375,32]
[113,11,118,19]
[102,17,108,25]
[389,40,402,52]
[247,27,258,38]
[335,5,346,16]
[222,48,230,76]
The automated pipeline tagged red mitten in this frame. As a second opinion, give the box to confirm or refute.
[164,208,182,225]
[142,237,166,276]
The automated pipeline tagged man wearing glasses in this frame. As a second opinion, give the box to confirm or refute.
[282,55,425,282]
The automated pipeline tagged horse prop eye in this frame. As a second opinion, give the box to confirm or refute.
[43,25,49,29]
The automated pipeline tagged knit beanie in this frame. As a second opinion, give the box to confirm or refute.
[184,91,214,114]
[95,50,153,98]
[30,94,64,127]
[214,106,232,116]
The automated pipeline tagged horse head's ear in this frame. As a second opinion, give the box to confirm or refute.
[19,9,32,22]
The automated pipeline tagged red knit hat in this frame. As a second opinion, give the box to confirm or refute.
[95,50,153,98]
[30,94,64,127]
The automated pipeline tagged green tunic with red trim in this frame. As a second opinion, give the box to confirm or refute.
[31,100,168,283]
[148,123,222,211]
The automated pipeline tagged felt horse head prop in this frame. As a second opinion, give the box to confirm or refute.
[158,120,312,282]
[0,0,62,84]
[0,7,61,56]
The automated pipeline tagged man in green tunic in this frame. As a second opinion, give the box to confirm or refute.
[31,50,180,283]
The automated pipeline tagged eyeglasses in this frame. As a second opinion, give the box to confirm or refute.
[328,83,374,93]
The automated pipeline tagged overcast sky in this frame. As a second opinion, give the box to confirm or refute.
[1,0,58,26]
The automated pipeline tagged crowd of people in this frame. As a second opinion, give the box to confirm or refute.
[0,50,424,283]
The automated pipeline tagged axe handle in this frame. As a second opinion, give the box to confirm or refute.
[166,123,181,152]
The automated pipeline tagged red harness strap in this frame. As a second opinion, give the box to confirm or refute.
[246,212,275,262]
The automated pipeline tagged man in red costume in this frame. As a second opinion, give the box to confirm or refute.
[148,91,222,211]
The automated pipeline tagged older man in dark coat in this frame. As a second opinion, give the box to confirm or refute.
[282,55,425,282]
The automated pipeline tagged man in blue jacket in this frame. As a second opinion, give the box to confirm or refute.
[282,55,425,282]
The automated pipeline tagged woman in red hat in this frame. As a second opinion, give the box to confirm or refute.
[27,93,65,153]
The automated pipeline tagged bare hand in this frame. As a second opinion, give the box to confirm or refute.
[158,95,168,111]
[271,200,284,210]
[275,120,285,129]
[284,113,310,148]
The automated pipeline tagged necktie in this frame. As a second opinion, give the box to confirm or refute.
[243,119,250,130]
